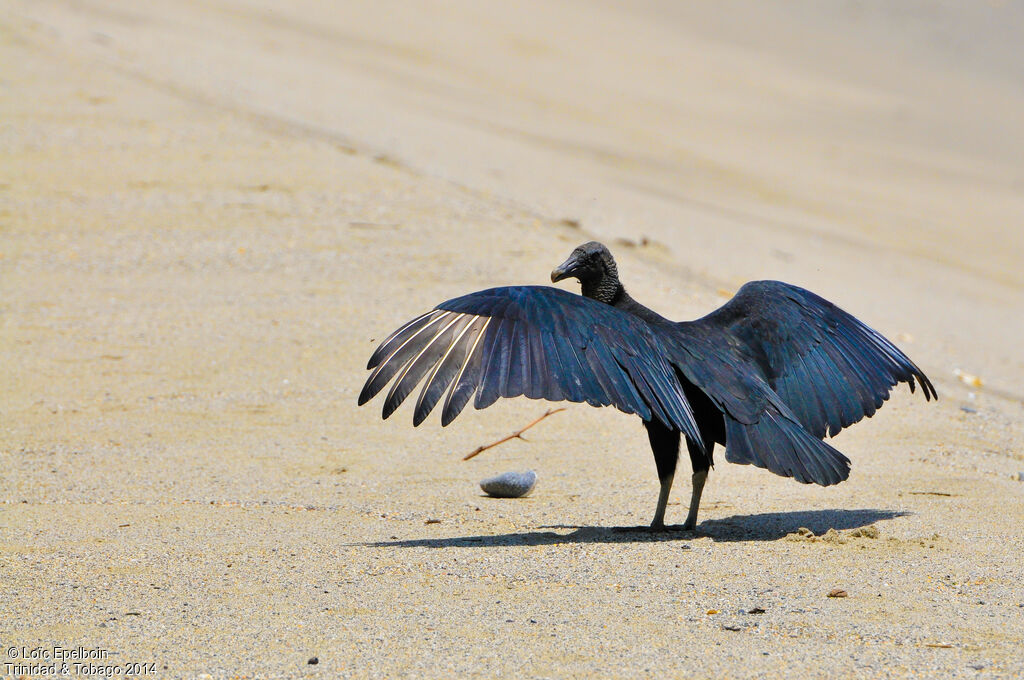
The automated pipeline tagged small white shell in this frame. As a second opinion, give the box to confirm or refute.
[953,368,983,387]
[479,470,537,498]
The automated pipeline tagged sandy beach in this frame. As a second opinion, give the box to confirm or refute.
[2,1,1023,677]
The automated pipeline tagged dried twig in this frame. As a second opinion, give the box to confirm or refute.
[462,408,566,461]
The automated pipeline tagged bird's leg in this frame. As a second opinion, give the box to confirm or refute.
[650,472,675,530]
[645,420,681,531]
[682,469,708,530]
[682,433,714,530]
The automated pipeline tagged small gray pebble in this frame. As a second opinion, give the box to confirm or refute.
[480,470,537,498]
[1011,471,1024,482]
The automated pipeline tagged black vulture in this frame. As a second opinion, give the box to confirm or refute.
[358,242,936,530]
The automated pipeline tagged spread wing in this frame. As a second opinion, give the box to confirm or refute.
[685,280,936,439]
[358,286,702,445]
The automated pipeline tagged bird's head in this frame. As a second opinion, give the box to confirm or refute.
[551,241,618,286]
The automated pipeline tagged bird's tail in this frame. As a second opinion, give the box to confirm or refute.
[724,408,850,486]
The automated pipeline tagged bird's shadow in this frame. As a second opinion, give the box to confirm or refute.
[362,508,908,548]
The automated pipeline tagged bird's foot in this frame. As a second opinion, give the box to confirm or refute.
[612,524,669,534]
[610,522,693,534]
[656,521,702,534]
[610,523,699,537]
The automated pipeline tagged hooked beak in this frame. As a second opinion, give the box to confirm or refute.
[551,254,579,283]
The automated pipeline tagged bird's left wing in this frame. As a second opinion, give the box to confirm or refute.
[358,286,701,443]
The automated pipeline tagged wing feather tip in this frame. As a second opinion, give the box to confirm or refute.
[357,379,382,407]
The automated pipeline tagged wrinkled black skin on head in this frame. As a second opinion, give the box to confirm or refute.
[550,241,623,304]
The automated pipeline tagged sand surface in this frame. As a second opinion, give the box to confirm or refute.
[2,1,1023,677]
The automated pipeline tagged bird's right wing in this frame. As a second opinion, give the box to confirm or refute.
[358,286,702,444]
[685,281,936,439]
[666,280,936,486]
